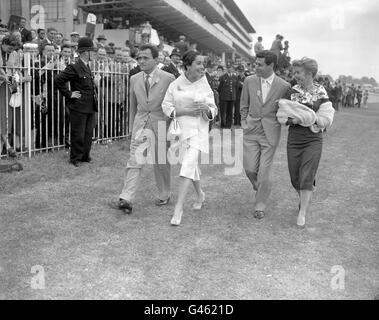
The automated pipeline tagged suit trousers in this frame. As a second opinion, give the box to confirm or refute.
[69,110,94,162]
[119,128,171,203]
[243,125,277,211]
[219,100,234,128]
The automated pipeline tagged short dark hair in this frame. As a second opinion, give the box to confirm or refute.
[139,44,159,59]
[182,50,201,70]
[37,28,45,34]
[256,50,278,68]
[217,65,224,71]
[258,36,262,41]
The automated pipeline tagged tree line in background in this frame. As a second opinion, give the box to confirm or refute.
[337,75,378,87]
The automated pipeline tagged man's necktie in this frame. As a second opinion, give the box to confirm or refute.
[145,74,150,96]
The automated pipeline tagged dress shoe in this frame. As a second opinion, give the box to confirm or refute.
[69,160,80,167]
[109,198,132,214]
[192,191,205,210]
[155,197,170,206]
[254,210,265,219]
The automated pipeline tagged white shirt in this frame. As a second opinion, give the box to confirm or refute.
[261,72,275,103]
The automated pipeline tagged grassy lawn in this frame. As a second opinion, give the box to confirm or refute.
[1,98,378,300]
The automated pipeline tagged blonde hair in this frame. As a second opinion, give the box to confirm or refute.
[292,57,318,78]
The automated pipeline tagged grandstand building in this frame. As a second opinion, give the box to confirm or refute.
[0,0,256,61]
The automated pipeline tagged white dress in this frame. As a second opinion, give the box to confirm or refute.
[162,74,217,180]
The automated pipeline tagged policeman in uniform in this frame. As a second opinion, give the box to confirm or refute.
[217,61,238,129]
[162,48,181,79]
[55,37,98,166]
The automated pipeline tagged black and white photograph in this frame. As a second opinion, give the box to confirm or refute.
[0,0,378,304]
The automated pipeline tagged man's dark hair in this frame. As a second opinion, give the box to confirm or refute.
[256,50,278,68]
[130,47,138,59]
[37,28,45,34]
[258,36,262,41]
[139,44,159,59]
[182,50,201,70]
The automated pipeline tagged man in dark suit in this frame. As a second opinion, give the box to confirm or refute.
[39,27,57,54]
[33,43,60,149]
[161,48,181,79]
[19,17,32,44]
[55,37,98,167]
[174,35,189,57]
[217,61,238,129]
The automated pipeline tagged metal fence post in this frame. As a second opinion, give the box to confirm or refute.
[24,52,32,158]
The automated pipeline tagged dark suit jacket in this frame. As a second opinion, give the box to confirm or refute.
[218,73,239,101]
[54,59,98,114]
[33,60,58,110]
[20,28,32,43]
[162,62,180,79]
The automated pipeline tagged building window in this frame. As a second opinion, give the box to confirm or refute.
[30,0,65,22]
[10,0,22,16]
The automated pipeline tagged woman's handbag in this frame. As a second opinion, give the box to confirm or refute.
[168,110,181,137]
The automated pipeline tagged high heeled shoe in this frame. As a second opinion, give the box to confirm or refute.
[171,209,183,226]
[296,213,306,228]
[192,191,205,210]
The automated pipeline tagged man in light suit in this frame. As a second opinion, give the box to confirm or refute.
[111,44,175,214]
[240,50,291,219]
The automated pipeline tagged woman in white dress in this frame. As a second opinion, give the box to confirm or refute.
[162,50,217,226]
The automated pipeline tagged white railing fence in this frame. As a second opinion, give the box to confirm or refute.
[0,52,131,159]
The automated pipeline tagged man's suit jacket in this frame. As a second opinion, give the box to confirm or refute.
[129,68,175,140]
[240,74,290,146]
[54,59,98,114]
[20,28,32,43]
[218,73,239,101]
[33,59,58,109]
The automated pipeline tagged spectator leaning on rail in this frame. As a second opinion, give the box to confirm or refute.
[54,37,98,167]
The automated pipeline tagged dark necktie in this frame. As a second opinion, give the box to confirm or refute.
[145,74,150,96]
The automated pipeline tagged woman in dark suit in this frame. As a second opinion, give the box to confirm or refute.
[284,57,335,227]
